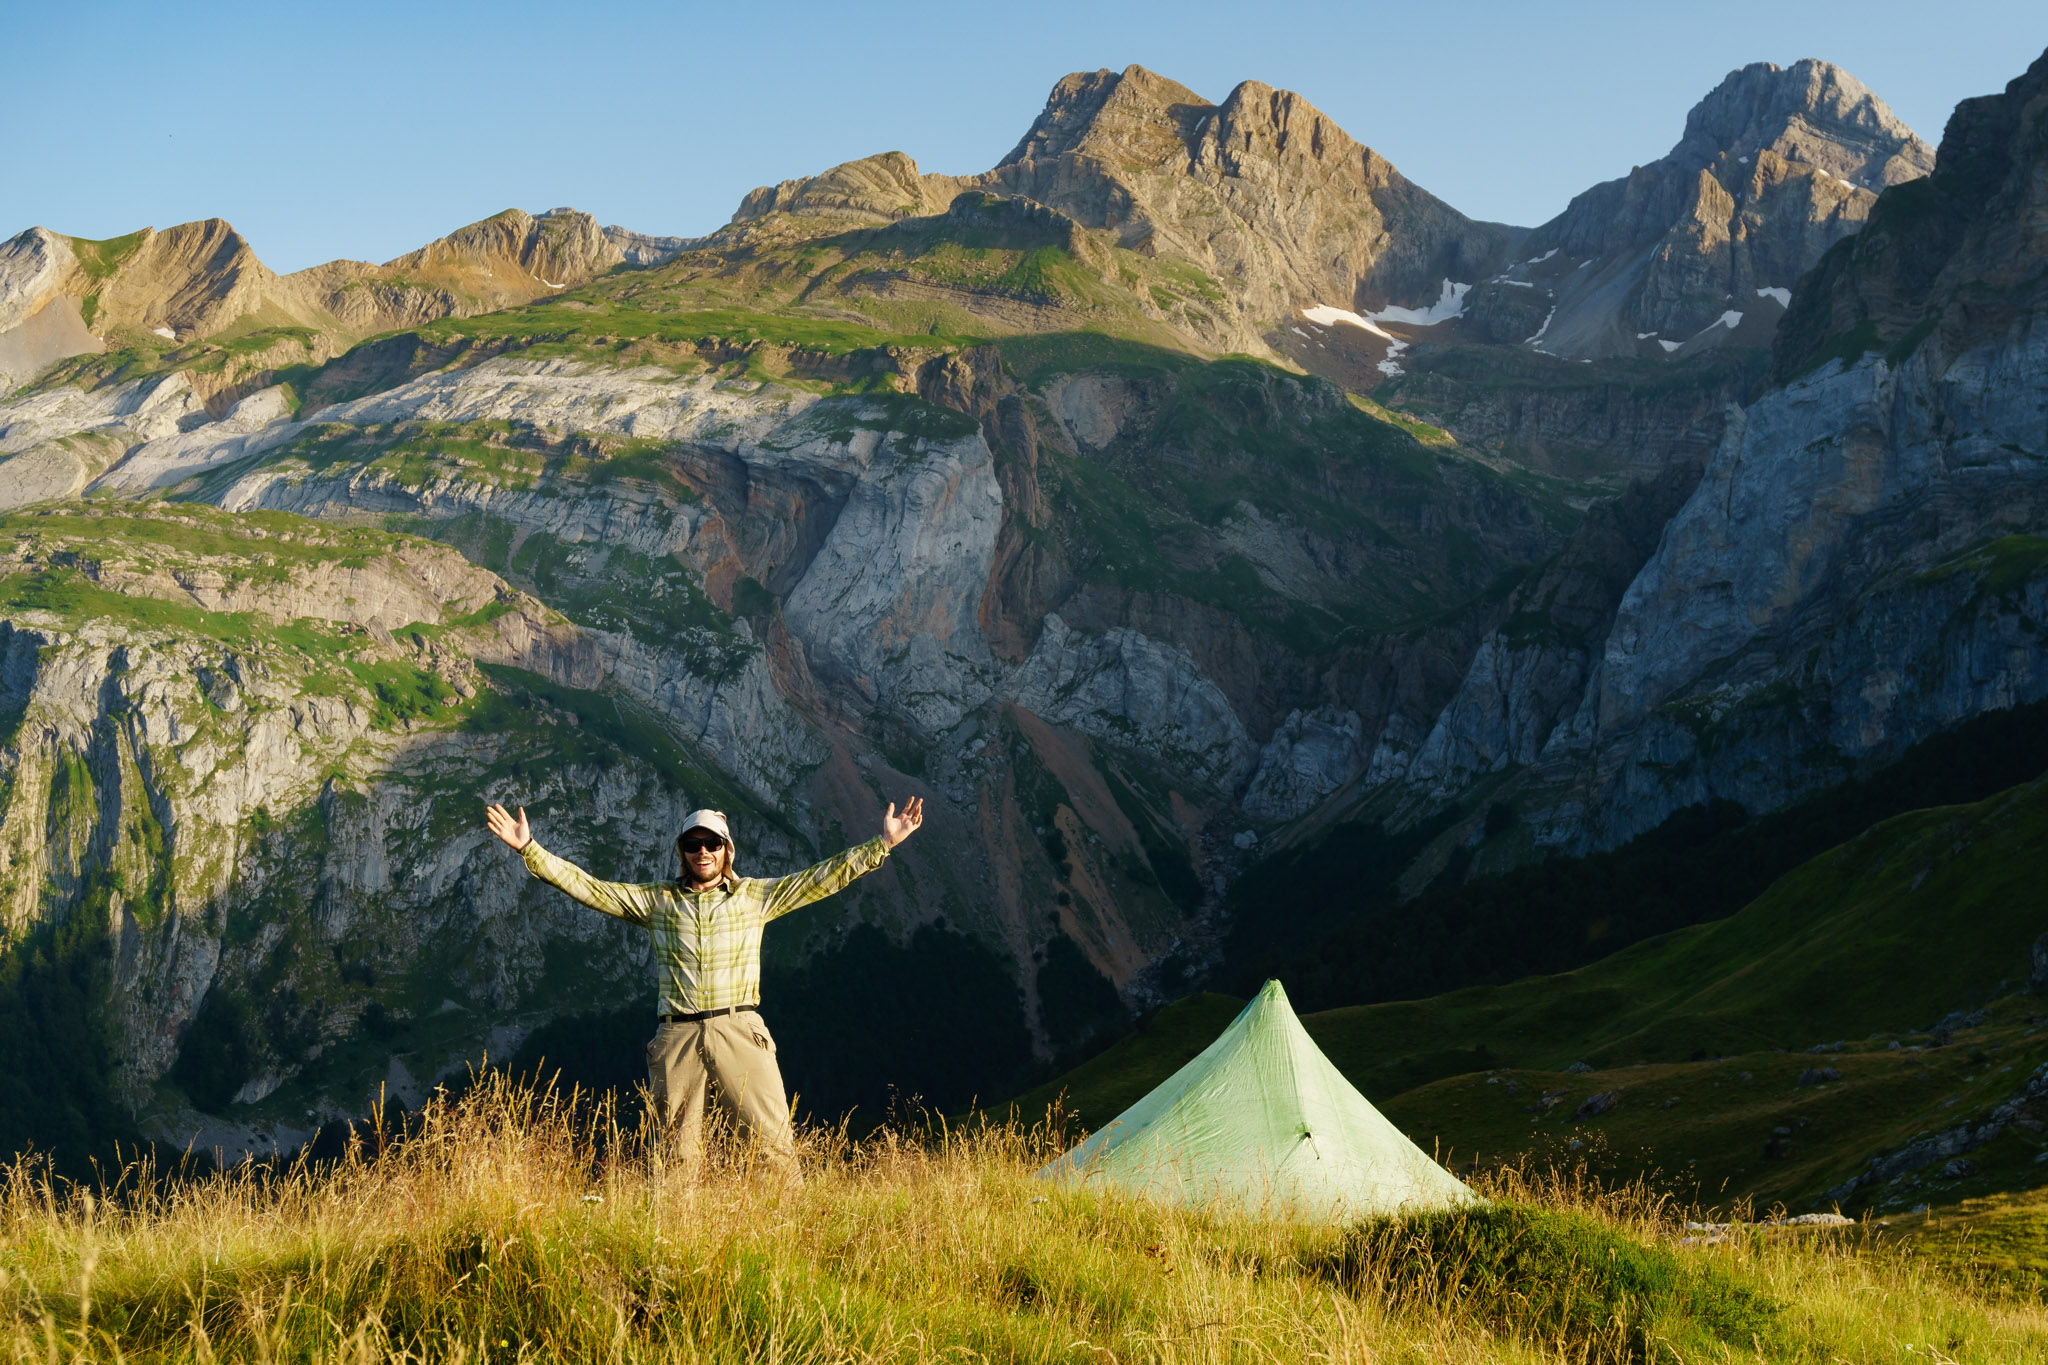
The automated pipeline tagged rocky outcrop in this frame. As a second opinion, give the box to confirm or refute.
[1005,614,1257,794]
[1488,60,1932,361]
[86,385,298,494]
[1379,346,1762,477]
[0,370,213,508]
[600,221,698,267]
[1775,48,2048,383]
[777,424,1006,732]
[1399,457,1705,799]
[1550,324,2048,846]
[0,232,98,388]
[1827,1038,2048,1208]
[733,152,964,227]
[1241,707,1368,822]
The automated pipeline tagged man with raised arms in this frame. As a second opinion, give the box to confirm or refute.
[484,796,924,1176]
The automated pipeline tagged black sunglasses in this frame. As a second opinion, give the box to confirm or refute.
[679,838,725,854]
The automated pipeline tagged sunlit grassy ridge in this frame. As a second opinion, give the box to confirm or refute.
[3,1076,2045,1363]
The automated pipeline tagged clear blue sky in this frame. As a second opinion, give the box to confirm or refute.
[8,1,2044,273]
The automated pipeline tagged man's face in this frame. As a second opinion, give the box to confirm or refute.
[679,833,728,886]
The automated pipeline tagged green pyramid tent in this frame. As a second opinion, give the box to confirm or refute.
[1037,980,1477,1219]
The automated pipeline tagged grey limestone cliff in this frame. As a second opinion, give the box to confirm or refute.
[1376,49,2048,864]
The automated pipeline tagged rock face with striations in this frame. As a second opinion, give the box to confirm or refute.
[1464,60,1933,361]
[1403,46,2048,851]
[1774,48,2048,383]
[732,151,963,227]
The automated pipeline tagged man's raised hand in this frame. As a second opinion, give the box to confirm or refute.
[485,803,532,851]
[881,795,924,848]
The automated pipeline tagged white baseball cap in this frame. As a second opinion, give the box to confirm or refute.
[677,809,733,849]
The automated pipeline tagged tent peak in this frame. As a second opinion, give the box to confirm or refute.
[1037,978,1476,1220]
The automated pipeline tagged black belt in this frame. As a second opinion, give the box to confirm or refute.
[659,1004,758,1024]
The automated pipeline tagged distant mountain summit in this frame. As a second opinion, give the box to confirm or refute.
[976,66,1523,327]
[1776,46,2048,381]
[1665,58,1932,188]
[727,64,1523,352]
[0,209,693,394]
[1462,59,1933,360]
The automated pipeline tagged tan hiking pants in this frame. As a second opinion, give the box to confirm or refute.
[646,1012,796,1176]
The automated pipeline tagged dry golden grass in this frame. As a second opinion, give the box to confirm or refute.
[0,1074,2044,1363]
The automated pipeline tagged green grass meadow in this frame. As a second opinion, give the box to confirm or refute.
[5,1075,2048,1363]
[1008,773,2048,1228]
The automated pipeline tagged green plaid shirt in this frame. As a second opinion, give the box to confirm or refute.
[520,837,890,1014]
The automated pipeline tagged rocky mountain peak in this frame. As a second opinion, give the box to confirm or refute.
[1463,58,1933,360]
[383,206,618,286]
[977,66,1520,334]
[997,65,1209,166]
[731,151,960,226]
[0,203,690,398]
[1672,59,1932,189]
[1775,44,2048,381]
[719,64,1520,356]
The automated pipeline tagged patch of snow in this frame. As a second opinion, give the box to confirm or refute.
[1377,338,1409,378]
[1636,332,1659,340]
[1289,326,1311,339]
[1524,248,1559,265]
[1658,339,1683,353]
[1368,278,1470,327]
[1302,304,1397,342]
[1738,155,1750,165]
[1523,306,1557,348]
[1578,260,1594,270]
[151,327,176,341]
[1713,310,1744,331]
[534,275,566,289]
[1498,279,1535,289]
[1755,286,1791,307]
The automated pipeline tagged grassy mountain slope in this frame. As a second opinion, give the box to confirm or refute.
[1014,769,2048,1214]
[1227,696,2048,1014]
[1331,773,2048,1072]
[6,1075,2046,1363]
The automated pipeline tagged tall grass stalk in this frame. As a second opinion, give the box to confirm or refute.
[1,1073,2043,1362]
